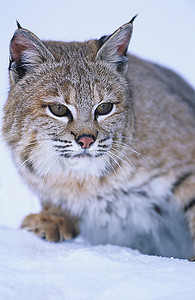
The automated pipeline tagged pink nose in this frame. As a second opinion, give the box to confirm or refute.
[77,135,95,149]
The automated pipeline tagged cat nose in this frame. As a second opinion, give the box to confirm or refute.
[77,135,95,149]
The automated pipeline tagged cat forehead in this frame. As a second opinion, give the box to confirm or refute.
[44,84,114,106]
[41,63,118,106]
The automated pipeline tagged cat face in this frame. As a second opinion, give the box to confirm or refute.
[3,20,135,179]
[7,63,130,178]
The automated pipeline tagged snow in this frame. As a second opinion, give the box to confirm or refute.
[1,228,195,300]
[1,0,195,299]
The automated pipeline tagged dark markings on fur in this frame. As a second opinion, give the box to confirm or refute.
[15,63,27,80]
[95,153,104,157]
[99,137,110,143]
[98,144,109,149]
[54,145,71,149]
[52,138,72,143]
[96,150,107,155]
[97,195,103,201]
[25,159,35,173]
[121,189,129,195]
[47,133,57,136]
[152,204,164,216]
[70,131,76,138]
[122,188,149,198]
[136,190,149,198]
[59,154,71,158]
[171,172,192,193]
[9,55,26,79]
[21,150,36,174]
[184,198,195,212]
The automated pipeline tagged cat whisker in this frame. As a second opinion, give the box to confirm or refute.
[111,147,143,185]
[39,155,59,201]
[28,151,56,191]
[102,155,121,186]
[110,149,136,173]
[112,147,136,172]
[120,135,149,148]
[107,151,131,190]
[16,148,48,171]
[16,139,73,169]
[17,156,34,171]
[113,141,151,170]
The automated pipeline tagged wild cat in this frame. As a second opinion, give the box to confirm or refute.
[3,17,195,259]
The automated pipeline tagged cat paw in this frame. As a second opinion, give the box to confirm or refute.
[189,256,195,262]
[21,213,78,242]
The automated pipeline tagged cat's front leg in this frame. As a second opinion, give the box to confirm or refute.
[21,213,79,242]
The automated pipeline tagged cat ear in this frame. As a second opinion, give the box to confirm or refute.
[96,16,137,74]
[9,23,54,83]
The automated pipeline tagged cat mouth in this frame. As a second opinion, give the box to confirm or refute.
[72,153,92,158]
[59,148,107,159]
[71,150,106,159]
[59,152,95,159]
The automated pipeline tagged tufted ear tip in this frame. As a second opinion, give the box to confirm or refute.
[129,14,138,24]
[16,20,22,29]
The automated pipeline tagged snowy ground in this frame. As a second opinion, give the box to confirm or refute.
[1,1,195,299]
[1,228,195,300]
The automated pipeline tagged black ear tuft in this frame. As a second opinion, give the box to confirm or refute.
[96,18,135,74]
[129,14,138,24]
[16,20,22,29]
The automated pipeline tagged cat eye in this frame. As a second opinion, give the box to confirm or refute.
[48,104,71,118]
[95,103,113,116]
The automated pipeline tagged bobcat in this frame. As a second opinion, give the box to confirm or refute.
[3,17,195,259]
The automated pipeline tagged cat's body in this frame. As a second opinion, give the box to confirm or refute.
[3,19,195,258]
